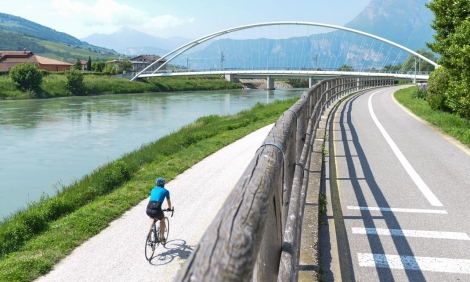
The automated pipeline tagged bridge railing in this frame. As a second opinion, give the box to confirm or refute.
[174,76,394,282]
[134,68,430,76]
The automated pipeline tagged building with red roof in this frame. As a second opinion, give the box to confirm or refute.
[0,50,73,71]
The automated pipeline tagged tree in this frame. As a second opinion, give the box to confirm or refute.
[9,63,43,92]
[382,64,403,72]
[104,61,116,74]
[402,49,438,72]
[426,0,470,118]
[337,64,354,71]
[118,61,133,73]
[73,58,82,71]
[87,56,92,71]
[426,0,470,75]
[66,70,85,95]
[92,61,105,72]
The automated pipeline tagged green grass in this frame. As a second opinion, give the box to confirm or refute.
[0,74,243,99]
[36,40,119,62]
[394,87,470,148]
[0,96,299,282]
[148,76,243,92]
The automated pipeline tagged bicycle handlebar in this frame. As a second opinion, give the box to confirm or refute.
[165,207,174,217]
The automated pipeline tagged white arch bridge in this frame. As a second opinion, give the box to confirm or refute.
[131,22,438,88]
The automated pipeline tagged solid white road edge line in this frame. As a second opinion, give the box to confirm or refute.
[347,206,447,214]
[358,253,470,274]
[352,227,470,240]
[368,90,443,206]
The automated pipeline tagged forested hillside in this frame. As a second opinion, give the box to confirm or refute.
[0,30,47,53]
[1,12,84,47]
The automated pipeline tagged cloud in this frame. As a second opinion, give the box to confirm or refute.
[51,0,194,34]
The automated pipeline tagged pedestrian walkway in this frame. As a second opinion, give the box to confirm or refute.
[35,124,274,282]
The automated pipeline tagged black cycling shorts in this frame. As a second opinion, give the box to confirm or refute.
[146,201,164,220]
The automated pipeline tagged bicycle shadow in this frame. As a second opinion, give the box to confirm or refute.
[148,239,195,265]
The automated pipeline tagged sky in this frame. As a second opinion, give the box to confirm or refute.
[1,0,372,39]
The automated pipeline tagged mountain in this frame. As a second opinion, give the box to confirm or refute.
[0,12,119,62]
[168,0,435,71]
[81,26,192,56]
[0,12,83,46]
[345,0,434,50]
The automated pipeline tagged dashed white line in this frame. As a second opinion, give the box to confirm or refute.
[358,253,470,274]
[368,90,443,206]
[352,228,470,240]
[347,206,447,214]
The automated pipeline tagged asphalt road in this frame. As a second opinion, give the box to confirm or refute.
[35,124,273,282]
[321,86,470,281]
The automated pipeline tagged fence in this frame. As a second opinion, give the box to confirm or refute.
[174,76,395,281]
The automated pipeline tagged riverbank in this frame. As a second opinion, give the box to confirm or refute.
[0,96,299,282]
[0,74,243,100]
[35,124,275,282]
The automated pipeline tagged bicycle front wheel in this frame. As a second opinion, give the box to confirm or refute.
[163,217,169,241]
[145,228,157,260]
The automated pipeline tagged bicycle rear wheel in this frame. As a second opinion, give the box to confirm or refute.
[145,227,157,260]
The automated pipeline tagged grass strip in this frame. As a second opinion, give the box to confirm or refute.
[0,75,243,99]
[0,97,298,282]
[394,87,470,148]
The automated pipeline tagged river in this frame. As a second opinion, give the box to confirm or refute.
[0,88,303,220]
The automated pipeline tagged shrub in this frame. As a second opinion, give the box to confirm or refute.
[427,66,451,111]
[9,63,43,93]
[447,79,470,119]
[65,70,85,95]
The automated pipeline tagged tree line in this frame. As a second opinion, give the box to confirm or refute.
[425,0,470,119]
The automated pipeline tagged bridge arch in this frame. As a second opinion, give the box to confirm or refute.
[131,21,438,81]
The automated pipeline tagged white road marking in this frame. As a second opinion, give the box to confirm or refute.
[352,228,470,240]
[368,90,443,206]
[358,253,470,274]
[347,206,447,214]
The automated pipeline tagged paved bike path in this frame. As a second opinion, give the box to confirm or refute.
[321,86,470,281]
[35,124,274,282]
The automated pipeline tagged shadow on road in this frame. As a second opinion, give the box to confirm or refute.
[149,239,195,266]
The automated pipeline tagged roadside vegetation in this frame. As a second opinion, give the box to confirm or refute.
[0,65,243,100]
[0,96,299,282]
[391,0,470,149]
[422,0,470,119]
[394,86,470,148]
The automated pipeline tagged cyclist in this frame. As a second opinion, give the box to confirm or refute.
[146,177,172,243]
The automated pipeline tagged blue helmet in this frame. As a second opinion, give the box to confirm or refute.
[156,177,165,187]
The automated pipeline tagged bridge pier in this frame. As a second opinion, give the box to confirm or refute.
[267,76,275,90]
[225,74,239,83]
[308,77,318,88]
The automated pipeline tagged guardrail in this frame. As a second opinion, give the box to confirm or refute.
[174,76,394,282]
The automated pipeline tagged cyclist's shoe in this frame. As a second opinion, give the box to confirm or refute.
[161,237,166,245]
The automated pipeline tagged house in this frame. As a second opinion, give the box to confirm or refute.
[35,56,73,71]
[130,55,167,72]
[80,60,88,70]
[0,50,72,71]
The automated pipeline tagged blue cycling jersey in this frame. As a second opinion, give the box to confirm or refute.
[149,186,170,202]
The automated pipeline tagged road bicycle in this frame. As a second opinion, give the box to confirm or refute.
[145,207,174,261]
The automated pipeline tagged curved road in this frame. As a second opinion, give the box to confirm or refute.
[35,124,274,282]
[321,86,470,281]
